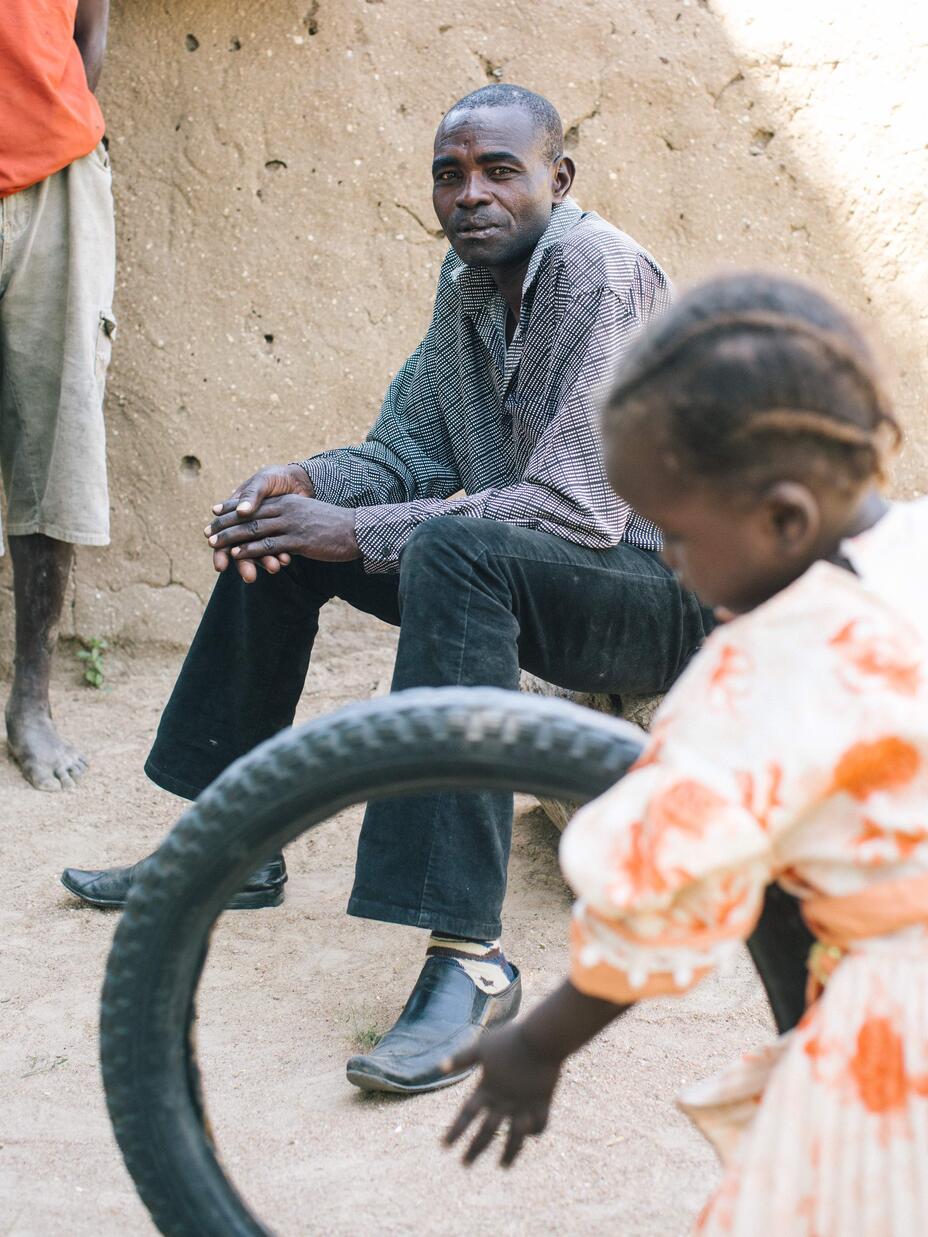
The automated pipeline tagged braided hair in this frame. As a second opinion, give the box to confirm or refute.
[605,272,901,489]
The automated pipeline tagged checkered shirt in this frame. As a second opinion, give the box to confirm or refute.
[300,199,669,573]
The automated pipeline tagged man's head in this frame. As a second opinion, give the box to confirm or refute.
[432,85,575,272]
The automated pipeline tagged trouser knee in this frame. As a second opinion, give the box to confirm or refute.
[398,517,506,600]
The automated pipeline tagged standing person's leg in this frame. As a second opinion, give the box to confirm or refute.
[347,516,711,1092]
[0,144,115,789]
[5,536,83,789]
[61,553,401,906]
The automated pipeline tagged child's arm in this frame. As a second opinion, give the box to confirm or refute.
[443,980,631,1167]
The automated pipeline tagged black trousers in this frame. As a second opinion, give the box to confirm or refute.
[145,517,712,938]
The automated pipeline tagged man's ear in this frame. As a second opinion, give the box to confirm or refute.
[762,481,821,554]
[552,155,575,201]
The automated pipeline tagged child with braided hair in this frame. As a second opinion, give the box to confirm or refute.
[443,272,928,1236]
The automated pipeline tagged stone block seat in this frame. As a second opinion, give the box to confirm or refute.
[519,672,663,832]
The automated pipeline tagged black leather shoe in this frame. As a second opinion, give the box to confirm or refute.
[60,852,287,910]
[346,956,522,1094]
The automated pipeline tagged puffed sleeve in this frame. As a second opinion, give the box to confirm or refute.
[560,632,778,1004]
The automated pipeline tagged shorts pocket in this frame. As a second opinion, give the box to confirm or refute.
[94,311,117,390]
[93,140,112,172]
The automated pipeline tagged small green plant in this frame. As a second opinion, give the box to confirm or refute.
[350,1016,383,1053]
[77,637,109,689]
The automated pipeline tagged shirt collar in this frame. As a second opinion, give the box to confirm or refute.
[451,197,584,318]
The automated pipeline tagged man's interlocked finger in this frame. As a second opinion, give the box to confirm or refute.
[235,477,272,515]
[212,518,284,551]
[207,505,279,538]
[231,534,290,560]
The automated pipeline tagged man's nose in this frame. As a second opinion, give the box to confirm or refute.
[455,172,492,208]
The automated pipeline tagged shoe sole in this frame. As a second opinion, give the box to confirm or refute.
[59,874,284,911]
[345,1063,477,1095]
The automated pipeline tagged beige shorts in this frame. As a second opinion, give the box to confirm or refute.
[0,142,116,553]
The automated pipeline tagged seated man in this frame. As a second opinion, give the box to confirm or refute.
[63,85,712,1093]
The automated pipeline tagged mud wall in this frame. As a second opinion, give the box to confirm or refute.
[2,0,926,651]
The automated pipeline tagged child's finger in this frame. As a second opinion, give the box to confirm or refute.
[441,1043,480,1076]
[463,1112,503,1165]
[444,1095,482,1147]
[500,1113,532,1168]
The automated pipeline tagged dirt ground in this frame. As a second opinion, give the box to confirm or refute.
[0,601,774,1236]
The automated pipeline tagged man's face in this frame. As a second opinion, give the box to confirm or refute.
[431,105,569,270]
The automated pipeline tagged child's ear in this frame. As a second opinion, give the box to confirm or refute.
[762,481,821,552]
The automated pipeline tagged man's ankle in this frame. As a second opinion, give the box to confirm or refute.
[426,932,516,994]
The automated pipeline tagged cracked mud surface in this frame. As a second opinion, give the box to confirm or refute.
[0,602,773,1235]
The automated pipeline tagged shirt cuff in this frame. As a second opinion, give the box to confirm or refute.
[353,503,414,573]
[295,456,351,506]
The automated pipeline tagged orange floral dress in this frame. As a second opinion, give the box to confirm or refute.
[560,500,928,1236]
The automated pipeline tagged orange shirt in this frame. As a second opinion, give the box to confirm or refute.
[0,1,105,198]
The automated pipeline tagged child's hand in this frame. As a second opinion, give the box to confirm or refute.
[442,1021,562,1167]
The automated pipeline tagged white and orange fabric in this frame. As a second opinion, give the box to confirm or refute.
[560,498,928,1236]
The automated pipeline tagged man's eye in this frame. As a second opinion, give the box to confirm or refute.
[435,170,459,183]
[489,167,516,177]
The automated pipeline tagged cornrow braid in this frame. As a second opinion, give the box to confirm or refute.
[727,406,902,486]
[605,273,902,489]
[617,310,893,423]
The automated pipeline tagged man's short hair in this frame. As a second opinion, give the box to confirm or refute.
[443,84,564,164]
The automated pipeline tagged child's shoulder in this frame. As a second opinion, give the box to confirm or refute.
[844,496,928,566]
[674,559,894,702]
[728,501,927,650]
[713,564,874,658]
[653,503,928,734]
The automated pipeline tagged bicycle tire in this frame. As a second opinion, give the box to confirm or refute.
[100,686,647,1237]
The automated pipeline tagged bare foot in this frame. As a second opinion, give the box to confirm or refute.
[5,698,88,791]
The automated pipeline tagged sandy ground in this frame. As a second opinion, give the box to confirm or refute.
[0,601,774,1236]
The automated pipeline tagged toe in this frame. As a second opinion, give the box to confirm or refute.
[55,767,77,791]
[27,765,62,792]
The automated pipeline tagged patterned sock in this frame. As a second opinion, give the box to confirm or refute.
[426,933,517,995]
